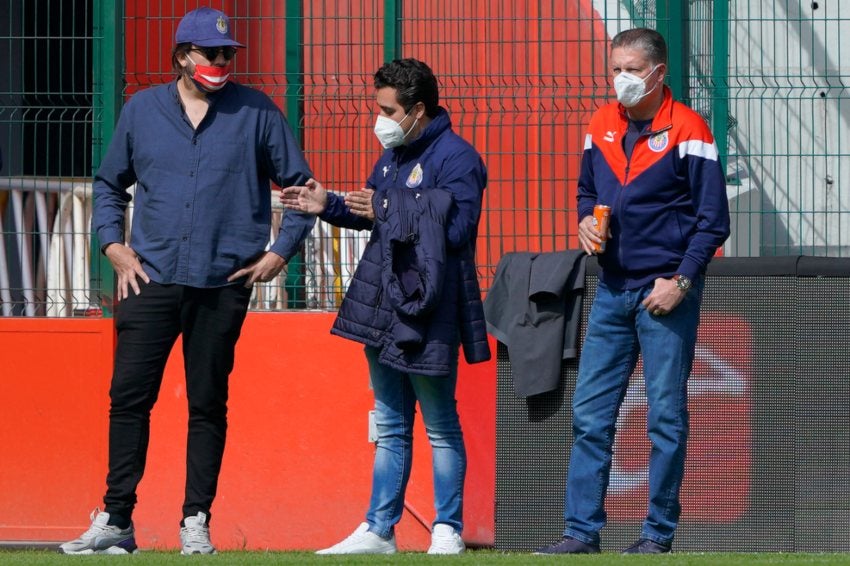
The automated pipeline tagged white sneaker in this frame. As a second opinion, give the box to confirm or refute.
[180,512,216,555]
[315,522,397,555]
[427,523,465,555]
[59,509,138,555]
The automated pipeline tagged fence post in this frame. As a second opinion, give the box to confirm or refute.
[285,0,306,308]
[384,0,401,61]
[91,0,124,316]
[712,0,729,165]
[656,0,689,104]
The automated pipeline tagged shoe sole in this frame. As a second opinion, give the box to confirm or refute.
[59,546,139,555]
[315,548,396,555]
[532,552,600,555]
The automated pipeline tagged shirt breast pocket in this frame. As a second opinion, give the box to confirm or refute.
[207,139,246,174]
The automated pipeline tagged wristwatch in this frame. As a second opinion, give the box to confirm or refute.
[673,274,692,293]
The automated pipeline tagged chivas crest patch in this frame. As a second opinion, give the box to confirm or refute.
[647,131,669,153]
[406,163,424,188]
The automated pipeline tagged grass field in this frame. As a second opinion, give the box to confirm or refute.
[3,550,850,565]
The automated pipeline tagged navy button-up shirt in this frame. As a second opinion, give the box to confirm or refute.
[93,80,315,287]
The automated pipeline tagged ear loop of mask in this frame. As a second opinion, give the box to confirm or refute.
[399,108,419,141]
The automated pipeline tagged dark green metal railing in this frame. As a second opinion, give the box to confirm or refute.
[91,0,123,316]
[1,0,847,316]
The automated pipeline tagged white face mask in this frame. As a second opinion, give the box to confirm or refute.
[613,64,661,108]
[373,109,417,149]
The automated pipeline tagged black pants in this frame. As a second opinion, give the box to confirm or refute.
[103,281,252,523]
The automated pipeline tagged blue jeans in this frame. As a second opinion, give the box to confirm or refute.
[564,279,703,547]
[364,346,466,538]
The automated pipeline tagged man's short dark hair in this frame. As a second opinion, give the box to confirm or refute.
[172,43,193,73]
[612,28,668,66]
[374,58,439,118]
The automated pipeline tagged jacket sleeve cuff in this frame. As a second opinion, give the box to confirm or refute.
[318,192,346,223]
[97,228,124,254]
[271,210,315,262]
[676,257,702,281]
[577,205,594,222]
[268,239,292,262]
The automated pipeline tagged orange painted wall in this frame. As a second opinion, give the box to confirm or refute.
[0,314,496,550]
[0,318,114,542]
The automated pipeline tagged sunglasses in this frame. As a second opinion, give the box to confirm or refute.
[191,46,237,61]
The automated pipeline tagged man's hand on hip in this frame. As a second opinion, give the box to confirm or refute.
[104,243,150,300]
[642,277,686,317]
[227,252,286,288]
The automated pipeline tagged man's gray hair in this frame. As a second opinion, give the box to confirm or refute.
[612,28,668,65]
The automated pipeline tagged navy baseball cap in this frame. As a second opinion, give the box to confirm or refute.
[175,7,245,48]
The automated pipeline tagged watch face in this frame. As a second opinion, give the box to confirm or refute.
[677,276,692,291]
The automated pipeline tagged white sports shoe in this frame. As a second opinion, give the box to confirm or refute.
[59,509,138,555]
[427,523,465,555]
[315,522,397,555]
[180,512,216,555]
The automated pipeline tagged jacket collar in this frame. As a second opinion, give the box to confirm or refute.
[169,78,232,111]
[393,106,451,153]
[617,85,674,134]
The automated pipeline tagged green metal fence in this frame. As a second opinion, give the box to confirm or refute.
[1,1,95,316]
[723,1,850,256]
[1,1,848,316]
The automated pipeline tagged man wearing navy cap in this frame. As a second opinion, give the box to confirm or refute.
[60,7,315,555]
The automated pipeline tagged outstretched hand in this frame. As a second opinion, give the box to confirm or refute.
[280,178,328,215]
[344,188,375,221]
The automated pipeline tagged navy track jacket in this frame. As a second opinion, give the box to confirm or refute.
[320,108,490,376]
[577,87,731,289]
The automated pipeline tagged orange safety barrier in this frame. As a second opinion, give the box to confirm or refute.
[0,313,496,550]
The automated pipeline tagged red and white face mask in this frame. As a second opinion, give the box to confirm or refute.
[185,53,231,92]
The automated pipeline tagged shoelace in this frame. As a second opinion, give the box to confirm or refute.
[80,509,114,540]
[181,523,211,545]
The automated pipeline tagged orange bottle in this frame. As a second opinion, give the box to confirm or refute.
[592,204,611,252]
